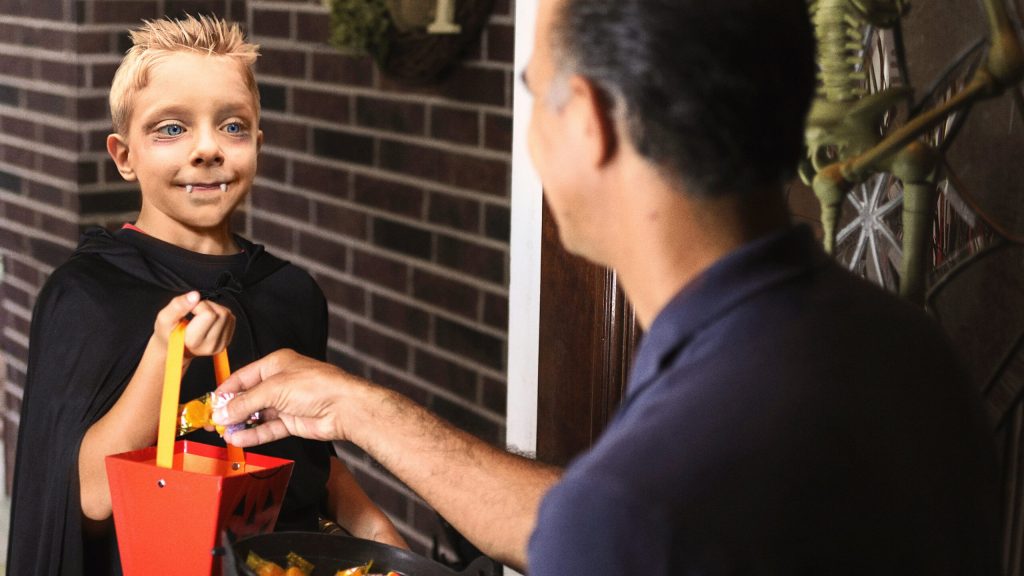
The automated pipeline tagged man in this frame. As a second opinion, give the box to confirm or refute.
[215,0,1001,573]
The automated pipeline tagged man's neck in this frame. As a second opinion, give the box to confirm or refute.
[607,172,791,329]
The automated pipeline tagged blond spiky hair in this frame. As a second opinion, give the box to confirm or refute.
[109,14,260,135]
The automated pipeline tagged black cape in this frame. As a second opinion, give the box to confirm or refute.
[7,228,332,576]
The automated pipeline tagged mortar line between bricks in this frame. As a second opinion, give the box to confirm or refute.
[4,408,21,429]
[317,270,509,348]
[272,87,513,118]
[0,274,39,306]
[0,42,122,65]
[282,192,509,251]
[327,293,507,364]
[256,216,510,296]
[329,308,507,380]
[0,133,88,163]
[254,75,514,115]
[2,349,27,375]
[319,267,508,341]
[342,456,422,504]
[0,74,108,99]
[255,156,511,206]
[0,221,77,253]
[250,0,336,14]
[254,181,511,251]
[0,189,79,222]
[0,126,110,164]
[271,243,509,308]
[327,337,506,425]
[339,312,509,388]
[257,35,516,70]
[296,224,507,280]
[1,325,28,349]
[0,15,137,33]
[3,347,29,375]
[250,0,514,27]
[262,110,513,162]
[0,247,56,282]
[0,103,113,132]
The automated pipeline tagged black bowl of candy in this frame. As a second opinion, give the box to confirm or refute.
[221,532,497,576]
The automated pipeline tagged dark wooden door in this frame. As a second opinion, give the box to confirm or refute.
[536,200,640,466]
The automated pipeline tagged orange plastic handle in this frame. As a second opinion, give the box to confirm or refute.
[156,320,245,469]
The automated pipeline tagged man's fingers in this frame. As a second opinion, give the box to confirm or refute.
[217,350,292,394]
[217,357,269,395]
[224,419,291,447]
[213,385,269,425]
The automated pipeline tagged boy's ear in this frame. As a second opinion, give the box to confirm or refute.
[257,129,264,153]
[106,133,137,182]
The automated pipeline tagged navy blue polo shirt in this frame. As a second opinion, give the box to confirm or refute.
[528,225,999,575]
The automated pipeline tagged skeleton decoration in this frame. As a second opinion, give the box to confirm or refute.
[802,0,1024,303]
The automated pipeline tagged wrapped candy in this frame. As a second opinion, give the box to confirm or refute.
[176,391,260,437]
[245,550,316,576]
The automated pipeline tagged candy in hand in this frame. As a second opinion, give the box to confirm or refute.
[177,391,260,437]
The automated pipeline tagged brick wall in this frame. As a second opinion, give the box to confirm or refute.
[247,0,513,555]
[0,0,514,556]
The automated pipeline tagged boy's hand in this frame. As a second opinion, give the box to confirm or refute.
[153,291,236,357]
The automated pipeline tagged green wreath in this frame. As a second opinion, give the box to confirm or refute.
[327,0,393,65]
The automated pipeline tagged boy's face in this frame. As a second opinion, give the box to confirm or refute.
[107,51,262,240]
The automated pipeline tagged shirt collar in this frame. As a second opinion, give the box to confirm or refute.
[626,224,828,397]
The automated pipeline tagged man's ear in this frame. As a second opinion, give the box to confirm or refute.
[106,133,137,182]
[567,75,618,168]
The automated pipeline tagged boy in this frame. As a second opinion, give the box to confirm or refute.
[7,15,403,575]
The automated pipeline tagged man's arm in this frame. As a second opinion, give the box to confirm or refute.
[214,349,561,569]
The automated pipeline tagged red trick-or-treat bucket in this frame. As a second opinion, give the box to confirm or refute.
[106,441,292,576]
[105,320,293,576]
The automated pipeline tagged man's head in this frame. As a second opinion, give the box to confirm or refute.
[109,15,260,136]
[531,0,816,199]
[106,15,263,243]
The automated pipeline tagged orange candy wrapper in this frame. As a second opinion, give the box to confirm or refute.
[178,391,263,437]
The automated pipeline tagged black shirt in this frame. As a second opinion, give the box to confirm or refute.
[530,225,1000,575]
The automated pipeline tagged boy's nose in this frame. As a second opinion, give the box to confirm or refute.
[190,128,224,166]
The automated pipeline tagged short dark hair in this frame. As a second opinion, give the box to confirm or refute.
[552,0,816,197]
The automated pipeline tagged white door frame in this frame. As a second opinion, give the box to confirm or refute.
[506,0,542,458]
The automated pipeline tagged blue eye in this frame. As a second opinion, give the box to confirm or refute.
[225,122,242,134]
[157,124,184,137]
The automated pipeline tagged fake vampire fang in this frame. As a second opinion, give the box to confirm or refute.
[220,183,227,192]
[185,184,193,194]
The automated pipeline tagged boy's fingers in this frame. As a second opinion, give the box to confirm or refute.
[154,291,201,333]
[217,315,236,350]
[183,301,236,353]
[159,291,200,319]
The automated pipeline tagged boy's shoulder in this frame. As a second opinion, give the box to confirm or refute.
[45,227,141,285]
[235,235,315,281]
[45,243,129,292]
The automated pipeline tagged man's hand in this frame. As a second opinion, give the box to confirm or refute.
[213,349,360,446]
